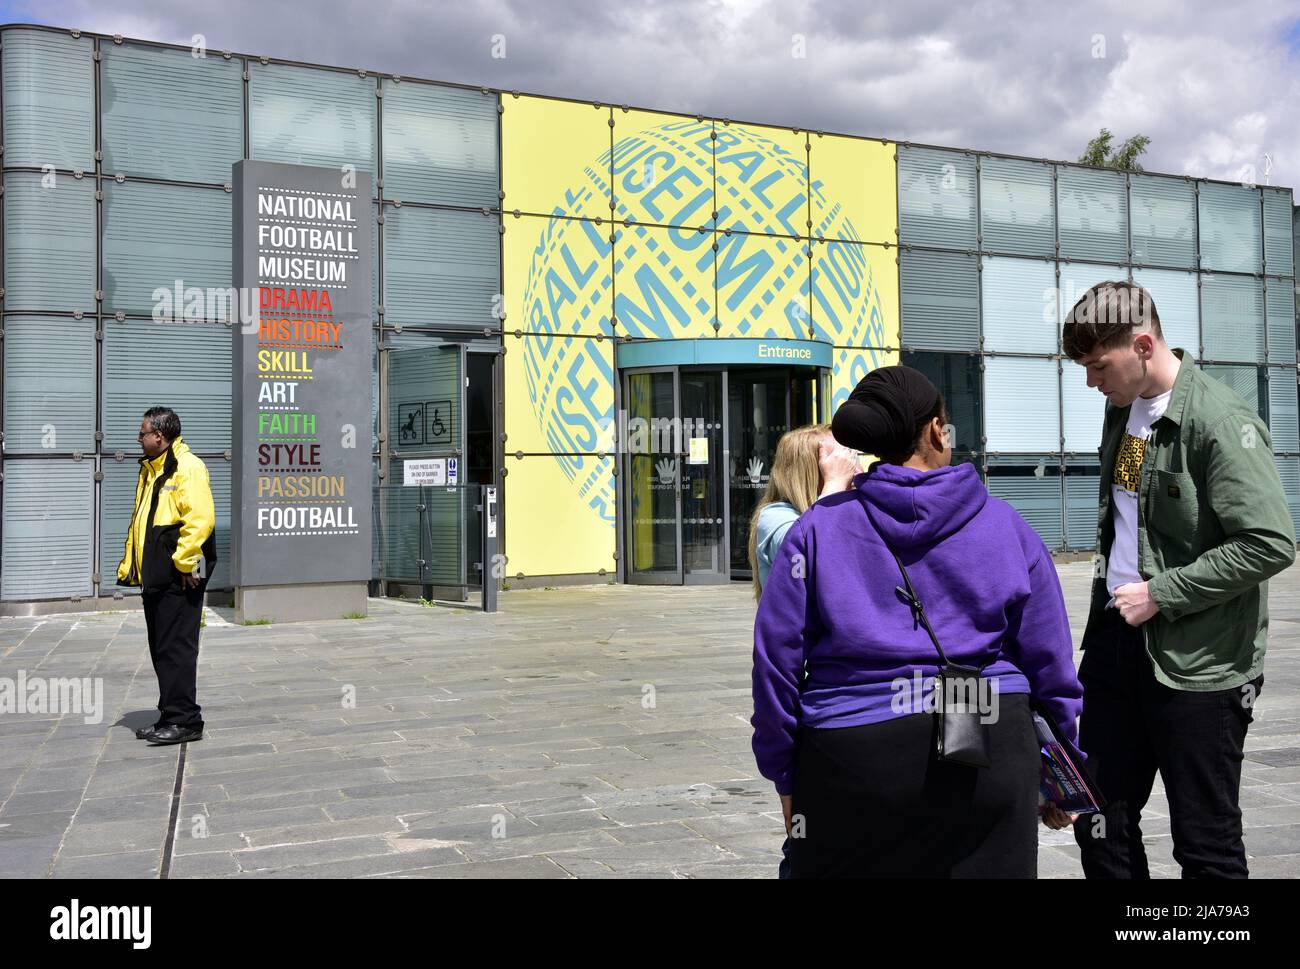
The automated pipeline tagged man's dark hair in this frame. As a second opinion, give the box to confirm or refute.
[143,406,182,442]
[1062,280,1163,359]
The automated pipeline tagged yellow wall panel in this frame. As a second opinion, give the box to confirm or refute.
[501,95,611,218]
[611,222,717,339]
[504,331,614,455]
[611,109,714,229]
[503,213,612,338]
[811,241,898,350]
[810,135,897,245]
[714,122,808,239]
[504,454,616,576]
[715,231,811,339]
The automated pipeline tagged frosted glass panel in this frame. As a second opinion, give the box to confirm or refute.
[1130,174,1196,268]
[1,29,94,170]
[101,42,243,183]
[900,250,979,350]
[898,147,976,248]
[249,62,376,190]
[1065,469,1101,549]
[2,172,96,312]
[99,460,142,597]
[1,460,94,600]
[1262,188,1293,276]
[102,320,232,451]
[1132,268,1199,357]
[1058,168,1127,262]
[383,207,500,327]
[382,81,498,206]
[1266,279,1297,364]
[1202,275,1264,363]
[1199,182,1261,274]
[2,316,96,453]
[102,181,231,317]
[1277,457,1300,534]
[985,357,1059,451]
[980,256,1056,353]
[979,157,1054,256]
[1267,368,1299,452]
[1061,366,1107,452]
[986,465,1063,549]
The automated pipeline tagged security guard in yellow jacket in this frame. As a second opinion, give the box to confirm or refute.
[117,406,216,745]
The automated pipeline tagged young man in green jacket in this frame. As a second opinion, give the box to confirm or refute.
[1063,280,1295,878]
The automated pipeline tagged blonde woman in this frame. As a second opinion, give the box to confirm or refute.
[748,424,863,600]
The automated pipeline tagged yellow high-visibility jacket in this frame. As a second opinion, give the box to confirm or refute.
[117,438,217,590]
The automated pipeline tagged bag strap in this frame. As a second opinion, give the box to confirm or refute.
[887,547,952,669]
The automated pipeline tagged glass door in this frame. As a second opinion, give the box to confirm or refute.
[623,364,824,585]
[727,368,819,578]
[625,369,681,583]
[680,370,727,583]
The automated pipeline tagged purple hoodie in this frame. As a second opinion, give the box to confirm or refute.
[751,461,1083,795]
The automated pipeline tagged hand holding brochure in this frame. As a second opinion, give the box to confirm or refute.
[1032,711,1103,815]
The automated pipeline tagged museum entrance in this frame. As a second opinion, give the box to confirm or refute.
[622,364,826,586]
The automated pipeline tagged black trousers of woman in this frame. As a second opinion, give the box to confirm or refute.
[786,693,1039,878]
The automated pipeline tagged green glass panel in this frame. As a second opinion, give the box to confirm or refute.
[101,41,243,183]
[1,29,94,170]
[102,181,231,317]
[382,80,498,206]
[249,62,376,194]
[2,171,96,312]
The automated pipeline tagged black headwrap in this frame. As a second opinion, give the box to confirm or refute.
[831,365,941,456]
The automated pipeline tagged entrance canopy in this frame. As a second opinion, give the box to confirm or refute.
[615,337,833,371]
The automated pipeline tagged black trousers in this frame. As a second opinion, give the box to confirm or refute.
[142,580,206,730]
[786,694,1039,878]
[1072,608,1259,879]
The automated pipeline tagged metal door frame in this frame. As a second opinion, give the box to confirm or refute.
[622,366,683,585]
[678,366,731,586]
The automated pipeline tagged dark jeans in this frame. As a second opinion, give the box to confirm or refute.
[142,580,207,730]
[1072,608,1260,879]
[785,694,1039,878]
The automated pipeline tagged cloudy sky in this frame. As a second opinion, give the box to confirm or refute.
[6,0,1300,189]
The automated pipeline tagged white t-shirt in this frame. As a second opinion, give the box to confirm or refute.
[1107,389,1173,596]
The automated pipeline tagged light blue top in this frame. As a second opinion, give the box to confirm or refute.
[755,501,801,592]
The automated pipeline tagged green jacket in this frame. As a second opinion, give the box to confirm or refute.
[1083,349,1296,690]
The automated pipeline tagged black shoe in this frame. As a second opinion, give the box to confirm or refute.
[135,723,162,740]
[145,724,204,745]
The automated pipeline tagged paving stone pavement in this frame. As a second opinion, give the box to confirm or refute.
[1,561,1298,879]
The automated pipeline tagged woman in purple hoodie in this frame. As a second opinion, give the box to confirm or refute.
[752,366,1083,878]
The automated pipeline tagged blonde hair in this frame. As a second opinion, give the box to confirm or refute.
[748,423,831,601]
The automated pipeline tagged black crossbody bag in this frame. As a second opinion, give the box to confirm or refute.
[887,546,992,768]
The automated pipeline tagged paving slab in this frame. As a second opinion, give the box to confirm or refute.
[1,561,1297,877]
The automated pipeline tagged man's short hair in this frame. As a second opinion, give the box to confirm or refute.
[1062,280,1163,359]
[143,406,182,442]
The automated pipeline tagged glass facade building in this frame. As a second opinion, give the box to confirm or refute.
[1,23,1297,605]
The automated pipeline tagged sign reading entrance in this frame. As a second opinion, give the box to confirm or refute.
[231,160,373,616]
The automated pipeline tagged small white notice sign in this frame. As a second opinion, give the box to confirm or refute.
[403,458,447,486]
[688,437,709,464]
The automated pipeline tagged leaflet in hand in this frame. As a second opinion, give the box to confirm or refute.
[1032,712,1102,815]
